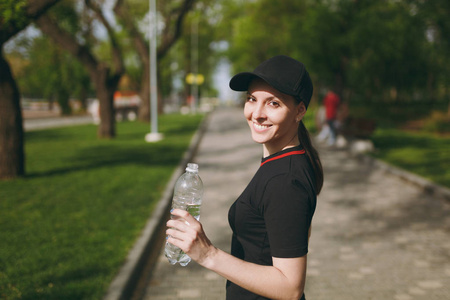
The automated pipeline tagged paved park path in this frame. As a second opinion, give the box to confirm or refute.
[141,107,450,300]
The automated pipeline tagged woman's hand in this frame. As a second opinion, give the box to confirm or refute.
[166,209,307,299]
[166,209,216,266]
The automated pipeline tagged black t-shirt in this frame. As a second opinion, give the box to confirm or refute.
[226,146,316,300]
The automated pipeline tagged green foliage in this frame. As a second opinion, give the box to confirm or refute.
[292,1,346,86]
[0,113,204,299]
[422,111,450,134]
[223,0,449,106]
[0,0,28,30]
[347,1,429,99]
[348,100,448,129]
[303,103,318,134]
[126,0,148,19]
[159,1,229,100]
[48,0,81,35]
[227,0,307,74]
[16,35,91,107]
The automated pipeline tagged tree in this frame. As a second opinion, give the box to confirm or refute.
[0,0,61,180]
[114,0,195,121]
[35,0,124,138]
[14,35,91,115]
[158,2,227,105]
[225,0,445,106]
[407,0,450,104]
[226,0,304,74]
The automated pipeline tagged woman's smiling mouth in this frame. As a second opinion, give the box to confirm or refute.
[253,122,272,132]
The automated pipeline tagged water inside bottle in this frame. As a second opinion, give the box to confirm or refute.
[186,204,201,220]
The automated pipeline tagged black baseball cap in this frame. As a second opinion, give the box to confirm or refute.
[229,55,313,108]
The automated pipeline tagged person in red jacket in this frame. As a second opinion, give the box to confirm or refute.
[323,90,341,145]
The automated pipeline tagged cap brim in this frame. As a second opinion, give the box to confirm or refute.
[229,71,293,97]
[229,72,261,92]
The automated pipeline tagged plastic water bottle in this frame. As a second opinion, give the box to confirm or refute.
[165,163,203,266]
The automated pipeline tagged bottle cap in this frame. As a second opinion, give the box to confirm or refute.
[186,163,199,173]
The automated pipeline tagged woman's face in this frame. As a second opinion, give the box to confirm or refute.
[244,78,306,155]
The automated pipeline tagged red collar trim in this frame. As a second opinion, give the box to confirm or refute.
[260,150,306,167]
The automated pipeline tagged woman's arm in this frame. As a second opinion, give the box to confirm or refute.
[166,209,307,300]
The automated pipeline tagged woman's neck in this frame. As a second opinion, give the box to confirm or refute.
[263,135,300,157]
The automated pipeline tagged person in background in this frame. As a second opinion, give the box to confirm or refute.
[166,55,323,300]
[322,89,341,146]
[315,98,329,143]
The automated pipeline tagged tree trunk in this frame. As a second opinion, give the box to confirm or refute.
[426,72,435,103]
[56,87,71,115]
[157,70,164,114]
[0,0,61,180]
[334,56,348,100]
[36,12,123,139]
[94,67,118,138]
[447,100,450,118]
[138,63,150,122]
[0,52,25,179]
[79,86,88,112]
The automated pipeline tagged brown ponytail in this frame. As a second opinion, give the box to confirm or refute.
[298,120,323,195]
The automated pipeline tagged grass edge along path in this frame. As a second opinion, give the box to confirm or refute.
[348,101,450,189]
[0,113,204,300]
[370,128,450,189]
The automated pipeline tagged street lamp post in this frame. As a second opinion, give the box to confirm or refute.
[145,0,163,142]
[190,14,198,114]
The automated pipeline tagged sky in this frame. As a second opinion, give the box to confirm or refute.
[213,58,236,103]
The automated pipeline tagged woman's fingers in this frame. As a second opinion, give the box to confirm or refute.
[166,227,183,240]
[167,218,189,231]
[166,209,199,242]
[171,208,197,224]
[165,208,215,266]
[166,221,199,240]
[166,234,184,249]
[166,209,203,247]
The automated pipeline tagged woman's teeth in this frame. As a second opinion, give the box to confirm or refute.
[254,123,270,130]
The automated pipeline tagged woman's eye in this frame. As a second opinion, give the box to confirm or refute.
[246,96,256,102]
[268,101,280,107]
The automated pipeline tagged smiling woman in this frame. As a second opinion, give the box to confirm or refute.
[166,55,323,300]
[244,78,307,157]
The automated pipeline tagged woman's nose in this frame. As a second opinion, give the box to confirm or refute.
[252,103,266,120]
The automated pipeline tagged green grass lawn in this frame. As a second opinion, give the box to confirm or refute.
[348,101,450,188]
[0,113,203,300]
[370,128,450,188]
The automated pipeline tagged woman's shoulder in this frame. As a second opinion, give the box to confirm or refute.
[264,171,310,193]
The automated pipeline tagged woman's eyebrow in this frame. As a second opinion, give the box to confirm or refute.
[264,96,279,102]
[247,92,278,100]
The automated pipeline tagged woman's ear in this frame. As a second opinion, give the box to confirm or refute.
[295,102,307,122]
